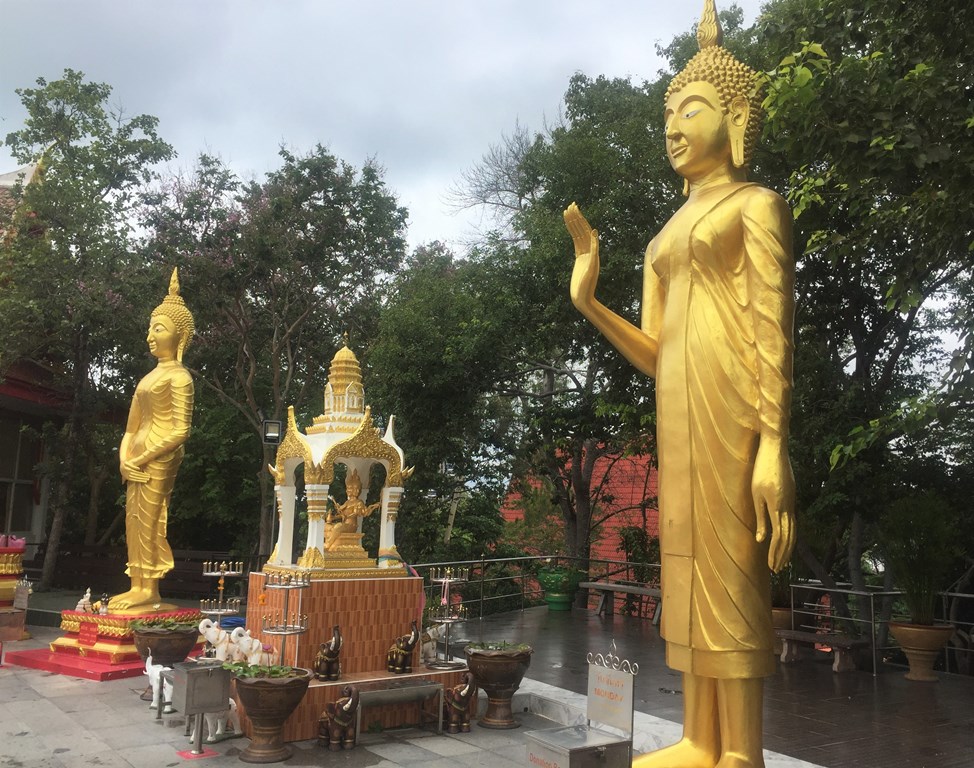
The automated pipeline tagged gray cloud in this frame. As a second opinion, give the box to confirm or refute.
[1,0,764,248]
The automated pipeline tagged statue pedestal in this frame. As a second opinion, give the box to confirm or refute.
[0,547,25,607]
[5,607,202,681]
[271,536,404,579]
[242,572,468,742]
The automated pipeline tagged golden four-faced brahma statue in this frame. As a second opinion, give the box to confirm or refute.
[109,269,195,612]
[565,1,796,765]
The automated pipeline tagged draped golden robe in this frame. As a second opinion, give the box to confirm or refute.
[644,182,794,679]
[123,365,194,581]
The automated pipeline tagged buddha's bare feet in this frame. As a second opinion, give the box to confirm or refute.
[716,752,763,768]
[109,587,157,611]
[633,739,719,768]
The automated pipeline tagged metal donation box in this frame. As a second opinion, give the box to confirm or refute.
[524,642,636,768]
[172,661,232,715]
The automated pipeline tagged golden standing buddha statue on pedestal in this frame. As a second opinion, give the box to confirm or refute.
[565,2,796,766]
[109,269,195,612]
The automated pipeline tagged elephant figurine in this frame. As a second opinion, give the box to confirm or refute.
[189,699,240,744]
[145,654,174,713]
[421,624,445,664]
[318,685,359,751]
[386,620,420,674]
[229,627,277,666]
[314,625,343,681]
[198,618,231,660]
[444,672,477,733]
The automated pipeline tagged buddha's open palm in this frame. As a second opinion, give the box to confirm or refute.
[565,203,601,310]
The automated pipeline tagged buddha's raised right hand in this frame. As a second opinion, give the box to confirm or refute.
[565,203,600,311]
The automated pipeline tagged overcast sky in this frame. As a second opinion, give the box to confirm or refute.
[1,0,764,251]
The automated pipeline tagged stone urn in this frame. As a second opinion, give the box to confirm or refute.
[234,667,312,763]
[889,622,954,682]
[464,643,532,729]
[131,626,200,667]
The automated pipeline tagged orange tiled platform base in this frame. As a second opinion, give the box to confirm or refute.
[242,572,469,742]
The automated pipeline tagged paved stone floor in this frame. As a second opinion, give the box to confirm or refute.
[463,607,974,768]
[2,597,971,767]
[1,626,538,768]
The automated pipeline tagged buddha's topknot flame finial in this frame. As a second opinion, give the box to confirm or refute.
[697,0,723,50]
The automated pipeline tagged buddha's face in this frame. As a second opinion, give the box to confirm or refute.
[664,80,732,181]
[147,314,179,361]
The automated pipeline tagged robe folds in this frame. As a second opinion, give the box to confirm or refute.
[123,366,194,580]
[643,182,794,679]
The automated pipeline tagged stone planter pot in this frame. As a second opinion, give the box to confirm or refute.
[235,668,312,763]
[132,627,200,667]
[464,644,532,729]
[537,567,582,611]
[889,622,954,682]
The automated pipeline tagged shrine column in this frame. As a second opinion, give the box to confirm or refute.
[378,486,403,568]
[271,484,296,566]
[300,483,329,567]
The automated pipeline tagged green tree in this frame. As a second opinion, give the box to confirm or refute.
[1,69,173,586]
[752,0,974,611]
[141,147,408,555]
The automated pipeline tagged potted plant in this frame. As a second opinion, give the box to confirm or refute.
[536,560,584,611]
[223,661,312,763]
[130,616,201,667]
[464,641,532,729]
[881,493,959,681]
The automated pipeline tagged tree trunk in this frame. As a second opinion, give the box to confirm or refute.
[41,333,90,589]
[258,443,276,557]
[96,508,125,546]
[84,459,110,546]
[443,488,462,544]
[40,446,71,590]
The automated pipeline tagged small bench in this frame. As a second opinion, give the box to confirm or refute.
[354,678,443,741]
[579,581,662,624]
[776,628,868,672]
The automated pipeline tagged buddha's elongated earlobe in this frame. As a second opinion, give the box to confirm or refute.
[729,95,750,169]
[683,178,691,197]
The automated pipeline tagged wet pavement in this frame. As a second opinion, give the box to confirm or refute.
[1,594,970,767]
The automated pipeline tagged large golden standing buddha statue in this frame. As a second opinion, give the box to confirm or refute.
[565,2,796,766]
[109,269,195,612]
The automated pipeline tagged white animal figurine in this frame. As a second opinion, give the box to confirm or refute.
[198,618,231,660]
[421,624,446,663]
[189,699,241,744]
[145,654,174,713]
[228,627,252,662]
[229,626,276,665]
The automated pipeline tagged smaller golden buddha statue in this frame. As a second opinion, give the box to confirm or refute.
[109,269,195,612]
[324,468,379,552]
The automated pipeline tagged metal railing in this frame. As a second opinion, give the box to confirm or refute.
[410,554,662,621]
[784,580,974,677]
[409,556,973,679]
